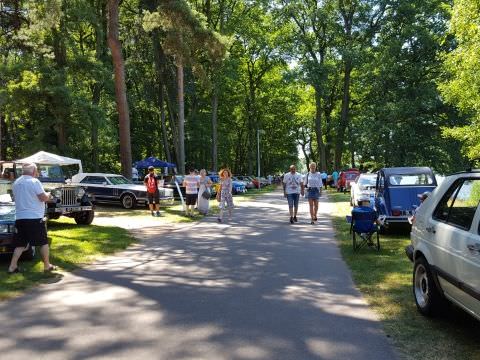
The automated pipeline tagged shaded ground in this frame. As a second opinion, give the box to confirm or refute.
[0,191,396,360]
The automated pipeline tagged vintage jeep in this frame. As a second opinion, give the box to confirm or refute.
[0,161,95,225]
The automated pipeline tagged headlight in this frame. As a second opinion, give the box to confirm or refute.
[0,224,10,233]
[52,189,62,198]
[76,188,86,198]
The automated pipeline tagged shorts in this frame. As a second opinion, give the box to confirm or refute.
[306,187,320,200]
[147,191,160,204]
[186,193,197,206]
[13,218,48,248]
[286,193,300,208]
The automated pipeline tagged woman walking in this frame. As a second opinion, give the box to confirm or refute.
[217,168,234,223]
[305,162,322,224]
[197,169,213,215]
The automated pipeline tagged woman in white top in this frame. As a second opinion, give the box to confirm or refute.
[305,162,322,224]
[197,169,213,215]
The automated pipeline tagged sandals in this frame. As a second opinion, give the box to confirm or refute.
[44,265,57,273]
[7,267,21,275]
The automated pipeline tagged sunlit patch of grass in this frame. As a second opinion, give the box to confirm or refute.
[0,219,133,301]
[328,191,480,360]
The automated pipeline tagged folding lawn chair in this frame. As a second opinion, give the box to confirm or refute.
[349,206,380,252]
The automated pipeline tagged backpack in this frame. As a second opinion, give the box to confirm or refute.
[146,175,157,193]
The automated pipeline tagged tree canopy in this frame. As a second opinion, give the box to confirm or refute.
[0,0,476,176]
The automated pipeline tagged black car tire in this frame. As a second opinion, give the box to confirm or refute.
[74,210,95,225]
[121,193,136,209]
[413,256,445,316]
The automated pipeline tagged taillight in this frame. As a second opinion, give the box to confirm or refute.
[392,209,401,216]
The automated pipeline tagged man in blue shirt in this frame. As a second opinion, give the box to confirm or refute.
[8,163,56,274]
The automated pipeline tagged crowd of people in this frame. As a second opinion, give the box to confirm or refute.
[143,166,235,223]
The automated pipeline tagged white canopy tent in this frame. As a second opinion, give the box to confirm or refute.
[16,151,83,173]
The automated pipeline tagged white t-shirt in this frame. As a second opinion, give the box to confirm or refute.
[184,175,199,194]
[305,172,322,189]
[283,172,303,194]
[12,175,46,219]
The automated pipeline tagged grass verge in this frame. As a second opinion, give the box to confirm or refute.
[0,219,134,301]
[328,191,480,360]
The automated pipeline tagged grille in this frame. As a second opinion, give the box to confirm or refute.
[61,188,77,206]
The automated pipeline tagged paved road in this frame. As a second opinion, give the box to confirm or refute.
[0,191,397,360]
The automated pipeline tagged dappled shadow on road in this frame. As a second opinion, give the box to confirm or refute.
[0,191,395,360]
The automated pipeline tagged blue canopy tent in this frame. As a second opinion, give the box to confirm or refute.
[134,157,176,169]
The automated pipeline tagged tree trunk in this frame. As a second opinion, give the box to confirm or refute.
[314,87,327,171]
[107,0,132,179]
[211,84,219,171]
[177,62,185,174]
[335,61,352,169]
[159,87,172,163]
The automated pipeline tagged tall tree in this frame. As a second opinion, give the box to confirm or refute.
[107,0,132,178]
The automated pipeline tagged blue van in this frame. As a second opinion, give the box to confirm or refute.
[374,167,437,226]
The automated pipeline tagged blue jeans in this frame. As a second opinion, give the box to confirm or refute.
[287,193,300,208]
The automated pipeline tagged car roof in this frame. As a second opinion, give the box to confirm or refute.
[381,167,434,176]
[76,173,124,177]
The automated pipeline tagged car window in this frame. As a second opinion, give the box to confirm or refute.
[358,176,376,187]
[388,174,434,186]
[434,179,480,230]
[448,180,480,230]
[81,176,106,185]
[107,176,131,185]
[433,180,462,222]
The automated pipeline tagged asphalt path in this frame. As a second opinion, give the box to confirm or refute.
[0,191,397,360]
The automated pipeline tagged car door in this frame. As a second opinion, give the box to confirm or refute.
[429,178,480,314]
[80,176,110,201]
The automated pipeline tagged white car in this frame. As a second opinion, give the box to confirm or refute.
[350,173,377,206]
[406,170,480,320]
[72,173,174,209]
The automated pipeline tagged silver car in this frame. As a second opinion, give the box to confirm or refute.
[406,170,480,320]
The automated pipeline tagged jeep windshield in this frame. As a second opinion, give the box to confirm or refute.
[388,174,434,186]
[107,176,132,185]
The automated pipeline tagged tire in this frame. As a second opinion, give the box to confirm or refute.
[74,210,95,225]
[413,256,444,316]
[121,194,136,209]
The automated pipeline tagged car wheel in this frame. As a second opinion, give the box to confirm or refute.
[413,256,444,316]
[74,210,95,225]
[121,194,136,209]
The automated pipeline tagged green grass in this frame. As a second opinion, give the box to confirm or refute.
[0,219,134,300]
[328,191,480,360]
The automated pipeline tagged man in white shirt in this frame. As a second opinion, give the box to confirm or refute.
[283,165,304,224]
[8,163,56,274]
[183,168,200,217]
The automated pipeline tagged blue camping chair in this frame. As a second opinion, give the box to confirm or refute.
[348,206,380,252]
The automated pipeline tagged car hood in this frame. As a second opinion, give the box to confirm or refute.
[0,202,16,223]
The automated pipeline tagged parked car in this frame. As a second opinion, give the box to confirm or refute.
[350,173,377,206]
[0,193,36,260]
[337,169,361,193]
[234,176,255,189]
[405,170,480,320]
[374,167,437,227]
[72,173,174,209]
[1,161,95,224]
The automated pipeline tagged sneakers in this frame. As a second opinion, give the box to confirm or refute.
[311,220,315,225]
[217,218,222,223]
[156,211,161,217]
[293,216,298,223]
[290,217,294,224]
[151,212,155,217]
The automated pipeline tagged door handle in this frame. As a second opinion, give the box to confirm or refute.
[467,244,480,254]
[426,226,436,234]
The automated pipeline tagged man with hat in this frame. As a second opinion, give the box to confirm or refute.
[144,166,161,217]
